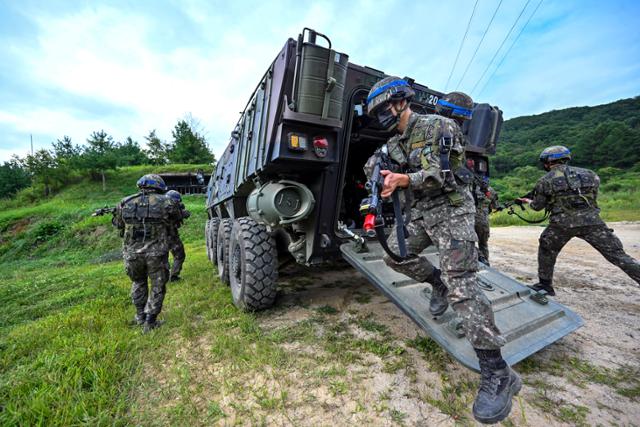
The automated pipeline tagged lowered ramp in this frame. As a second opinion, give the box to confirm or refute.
[341,241,583,372]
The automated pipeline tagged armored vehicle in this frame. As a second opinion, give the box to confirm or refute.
[204,29,582,370]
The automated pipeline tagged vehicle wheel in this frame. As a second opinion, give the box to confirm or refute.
[216,218,233,285]
[206,218,220,265]
[229,217,278,311]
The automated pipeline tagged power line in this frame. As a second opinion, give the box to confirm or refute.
[477,0,544,97]
[444,0,479,92]
[470,0,532,96]
[454,0,504,90]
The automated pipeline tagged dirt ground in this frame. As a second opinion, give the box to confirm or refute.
[140,223,640,426]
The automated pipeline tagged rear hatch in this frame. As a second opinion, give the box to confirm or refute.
[341,241,583,371]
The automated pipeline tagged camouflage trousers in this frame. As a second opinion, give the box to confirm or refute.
[539,224,640,285]
[384,212,506,350]
[475,212,490,264]
[169,235,186,278]
[125,253,169,316]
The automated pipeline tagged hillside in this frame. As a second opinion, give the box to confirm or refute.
[494,96,640,175]
[488,96,640,224]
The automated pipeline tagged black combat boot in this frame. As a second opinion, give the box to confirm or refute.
[170,274,181,282]
[429,269,449,316]
[529,278,555,296]
[473,349,522,424]
[129,309,146,326]
[143,314,164,333]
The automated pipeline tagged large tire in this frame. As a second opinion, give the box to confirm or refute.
[229,217,278,311]
[205,218,220,265]
[216,218,233,285]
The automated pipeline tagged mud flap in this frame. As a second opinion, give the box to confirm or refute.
[340,241,583,372]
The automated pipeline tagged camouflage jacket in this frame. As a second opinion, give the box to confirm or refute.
[364,112,475,226]
[530,164,604,227]
[169,203,192,238]
[112,191,181,258]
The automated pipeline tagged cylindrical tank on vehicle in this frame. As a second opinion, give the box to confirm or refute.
[296,43,349,120]
[247,180,315,227]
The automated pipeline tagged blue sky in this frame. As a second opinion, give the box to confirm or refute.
[1,0,639,162]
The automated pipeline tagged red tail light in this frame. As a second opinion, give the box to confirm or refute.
[313,137,328,158]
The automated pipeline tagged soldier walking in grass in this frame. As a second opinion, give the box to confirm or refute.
[166,190,191,281]
[364,79,520,424]
[517,146,640,295]
[112,174,181,332]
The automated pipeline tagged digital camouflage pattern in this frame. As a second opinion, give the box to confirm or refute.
[530,164,602,228]
[113,191,181,316]
[366,111,506,350]
[530,164,640,285]
[168,203,191,278]
[538,224,640,284]
[472,179,499,264]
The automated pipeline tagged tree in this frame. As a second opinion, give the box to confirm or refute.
[116,137,149,166]
[167,120,214,164]
[144,130,168,165]
[52,136,82,181]
[0,157,30,198]
[21,149,58,196]
[81,130,119,191]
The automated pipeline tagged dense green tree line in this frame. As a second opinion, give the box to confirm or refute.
[0,119,215,198]
[493,96,640,176]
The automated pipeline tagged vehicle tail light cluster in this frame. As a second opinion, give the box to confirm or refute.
[287,133,330,158]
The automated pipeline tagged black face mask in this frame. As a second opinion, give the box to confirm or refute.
[375,104,397,130]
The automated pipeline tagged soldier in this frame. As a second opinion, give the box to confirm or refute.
[364,79,520,424]
[467,159,499,265]
[166,190,191,281]
[112,174,180,332]
[518,146,640,295]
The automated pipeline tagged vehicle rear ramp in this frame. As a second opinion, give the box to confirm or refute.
[340,241,583,372]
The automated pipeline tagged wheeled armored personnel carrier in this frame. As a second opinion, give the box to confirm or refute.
[204,29,582,370]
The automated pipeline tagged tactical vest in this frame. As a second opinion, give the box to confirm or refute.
[413,115,469,205]
[121,192,170,245]
[548,166,598,214]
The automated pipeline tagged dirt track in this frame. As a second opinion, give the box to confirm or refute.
[269,222,640,426]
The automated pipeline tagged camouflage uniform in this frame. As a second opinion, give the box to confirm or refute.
[471,180,498,264]
[168,203,191,279]
[365,112,505,350]
[113,192,181,318]
[530,164,640,284]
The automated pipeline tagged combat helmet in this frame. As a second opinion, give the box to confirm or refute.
[366,76,415,130]
[166,189,182,202]
[539,146,571,164]
[137,174,167,192]
[436,91,474,121]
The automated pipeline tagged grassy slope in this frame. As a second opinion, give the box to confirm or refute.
[0,165,229,425]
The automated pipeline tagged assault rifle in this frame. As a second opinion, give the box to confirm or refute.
[494,191,549,224]
[92,206,116,217]
[495,190,534,212]
[359,147,413,262]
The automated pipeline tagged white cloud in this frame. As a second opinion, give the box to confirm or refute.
[1,0,638,162]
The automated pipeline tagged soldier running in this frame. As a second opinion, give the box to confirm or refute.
[112,174,181,332]
[166,190,191,281]
[518,146,640,295]
[364,79,520,424]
